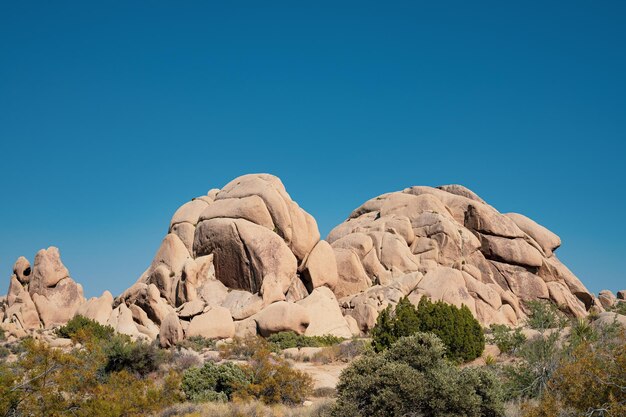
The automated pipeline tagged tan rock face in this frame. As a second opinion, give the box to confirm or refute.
[3,175,596,341]
[328,184,595,327]
[3,248,86,330]
[296,287,352,338]
[187,307,235,339]
[76,291,114,325]
[253,301,310,337]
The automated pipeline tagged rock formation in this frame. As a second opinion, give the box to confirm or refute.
[2,247,85,333]
[329,185,596,331]
[0,174,602,343]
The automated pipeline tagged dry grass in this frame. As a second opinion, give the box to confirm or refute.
[158,399,334,417]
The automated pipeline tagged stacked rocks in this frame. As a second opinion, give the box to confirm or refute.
[328,184,596,331]
[0,174,601,344]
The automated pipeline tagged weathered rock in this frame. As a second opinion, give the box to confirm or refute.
[301,240,338,291]
[107,304,140,338]
[76,291,114,325]
[170,222,196,254]
[215,174,320,261]
[505,213,561,256]
[297,287,352,338]
[253,301,310,337]
[170,198,210,228]
[13,257,31,284]
[150,234,192,278]
[177,298,206,319]
[159,313,184,348]
[598,290,617,309]
[593,312,626,329]
[194,218,296,303]
[31,278,85,328]
[187,307,235,339]
[344,315,361,336]
[285,277,309,303]
[221,290,263,320]
[617,290,626,300]
[478,234,544,267]
[29,247,70,292]
[5,276,41,330]
[199,195,275,230]
[234,317,258,338]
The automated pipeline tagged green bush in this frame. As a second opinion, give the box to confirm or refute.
[524,300,565,331]
[0,346,9,360]
[177,335,216,352]
[609,301,626,316]
[182,361,249,402]
[56,315,115,342]
[331,333,504,417]
[233,348,313,405]
[488,324,526,354]
[498,330,562,400]
[267,331,343,350]
[219,336,278,359]
[371,297,419,352]
[415,297,485,362]
[103,335,166,377]
[371,296,485,362]
[0,327,5,341]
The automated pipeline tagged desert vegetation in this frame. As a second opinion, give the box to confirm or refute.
[1,300,625,417]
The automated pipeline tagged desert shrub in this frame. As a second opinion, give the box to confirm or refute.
[416,297,485,361]
[182,361,249,402]
[0,327,5,341]
[267,331,343,350]
[219,335,278,359]
[371,297,484,361]
[171,350,202,372]
[498,331,562,400]
[331,333,504,417]
[103,335,167,377]
[177,335,216,352]
[524,300,565,331]
[371,297,418,352]
[311,339,370,364]
[312,386,337,398]
[611,301,626,315]
[166,399,335,417]
[0,346,9,360]
[56,314,115,342]
[158,403,203,417]
[489,324,526,354]
[0,338,181,417]
[523,328,626,417]
[233,348,313,405]
[568,317,597,349]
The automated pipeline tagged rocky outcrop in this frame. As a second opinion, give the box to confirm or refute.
[328,184,596,331]
[1,175,600,344]
[2,247,85,331]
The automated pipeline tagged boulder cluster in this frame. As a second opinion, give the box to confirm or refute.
[0,174,611,344]
[1,247,85,337]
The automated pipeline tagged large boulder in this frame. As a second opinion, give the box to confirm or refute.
[186,306,235,339]
[76,291,114,325]
[598,290,617,309]
[159,313,184,348]
[253,301,310,337]
[4,276,41,330]
[194,218,297,303]
[215,174,320,261]
[28,248,85,328]
[297,287,352,338]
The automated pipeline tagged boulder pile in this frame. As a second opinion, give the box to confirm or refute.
[0,174,609,343]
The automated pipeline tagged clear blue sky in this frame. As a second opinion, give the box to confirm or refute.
[1,1,624,297]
